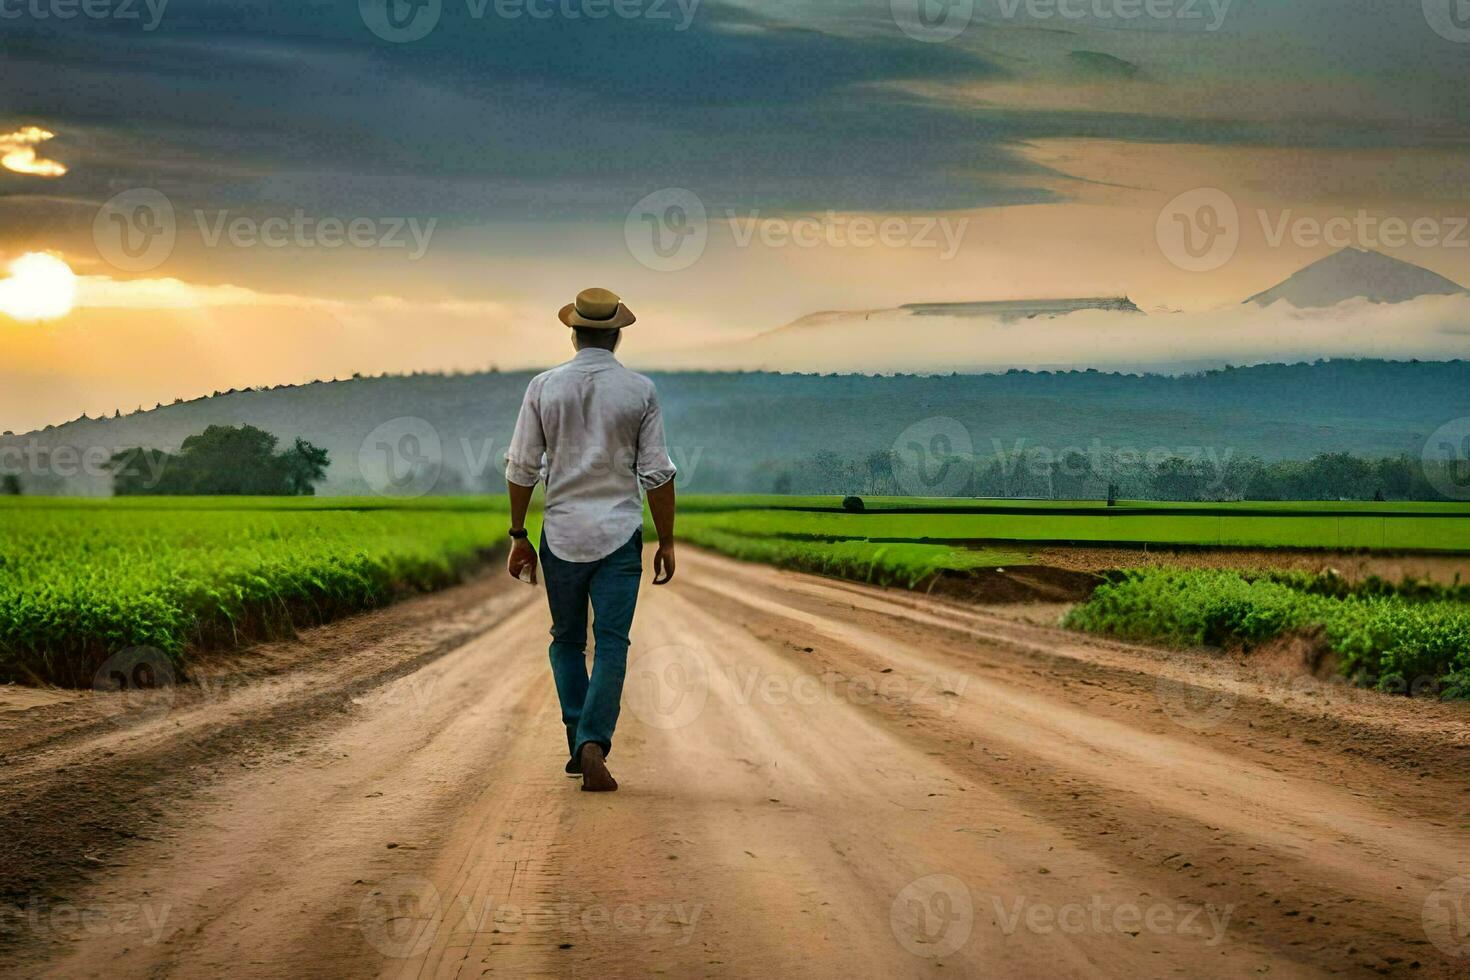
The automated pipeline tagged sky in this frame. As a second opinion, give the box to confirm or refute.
[1,0,1469,431]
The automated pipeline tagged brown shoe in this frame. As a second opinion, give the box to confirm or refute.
[579,743,618,793]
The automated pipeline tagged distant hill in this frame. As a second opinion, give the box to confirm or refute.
[3,360,1466,496]
[1246,248,1466,308]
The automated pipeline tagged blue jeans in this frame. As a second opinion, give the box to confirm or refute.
[540,528,642,762]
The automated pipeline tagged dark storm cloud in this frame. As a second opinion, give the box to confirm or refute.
[0,0,1466,224]
[0,0,1023,218]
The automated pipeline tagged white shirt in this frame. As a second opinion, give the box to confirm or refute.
[505,348,676,562]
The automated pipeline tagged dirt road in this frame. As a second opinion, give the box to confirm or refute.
[2,548,1468,978]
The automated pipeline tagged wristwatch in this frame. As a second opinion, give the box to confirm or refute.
[508,527,529,540]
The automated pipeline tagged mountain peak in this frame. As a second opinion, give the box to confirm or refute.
[1246,248,1465,308]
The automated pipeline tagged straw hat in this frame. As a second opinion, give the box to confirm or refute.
[558,287,636,330]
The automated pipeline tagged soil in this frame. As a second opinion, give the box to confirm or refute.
[1030,544,1470,585]
[925,564,1104,604]
[913,544,1470,606]
[0,549,1466,978]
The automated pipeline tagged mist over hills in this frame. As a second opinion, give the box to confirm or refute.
[4,360,1466,497]
[648,249,1470,374]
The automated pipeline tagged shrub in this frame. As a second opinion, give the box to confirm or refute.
[1065,569,1470,697]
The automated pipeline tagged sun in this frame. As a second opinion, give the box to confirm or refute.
[0,252,78,321]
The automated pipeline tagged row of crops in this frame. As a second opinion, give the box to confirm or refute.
[0,497,511,685]
[1065,570,1470,697]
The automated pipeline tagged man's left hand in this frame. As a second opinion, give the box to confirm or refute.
[652,543,676,585]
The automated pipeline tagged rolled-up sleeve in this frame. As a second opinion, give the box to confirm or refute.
[505,381,547,488]
[636,388,677,491]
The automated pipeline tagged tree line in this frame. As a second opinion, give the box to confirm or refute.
[765,449,1465,502]
[106,425,329,496]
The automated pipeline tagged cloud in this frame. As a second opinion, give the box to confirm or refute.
[0,127,67,177]
[1067,51,1141,79]
[6,0,1462,226]
[72,272,511,317]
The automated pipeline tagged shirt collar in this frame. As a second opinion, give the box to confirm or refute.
[572,347,620,367]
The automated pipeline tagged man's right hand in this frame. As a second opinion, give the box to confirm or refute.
[508,538,538,584]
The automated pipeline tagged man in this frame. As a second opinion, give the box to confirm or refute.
[504,287,677,793]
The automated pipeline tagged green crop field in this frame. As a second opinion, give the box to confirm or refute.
[677,498,1470,550]
[6,493,1470,689]
[0,496,514,686]
[671,496,1470,697]
[669,495,1470,585]
[676,496,1470,516]
[1065,569,1470,696]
